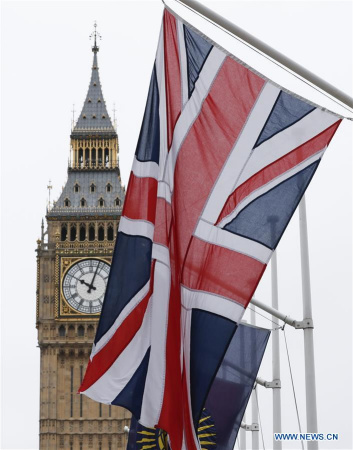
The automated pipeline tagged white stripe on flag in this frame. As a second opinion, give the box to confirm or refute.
[119,216,154,240]
[157,180,172,204]
[132,157,159,180]
[92,278,151,357]
[181,285,245,323]
[84,300,152,404]
[140,260,171,427]
[236,107,338,187]
[177,18,189,109]
[152,242,170,268]
[163,47,226,191]
[155,21,169,182]
[194,219,272,264]
[181,306,201,449]
[218,148,326,227]
[201,82,280,224]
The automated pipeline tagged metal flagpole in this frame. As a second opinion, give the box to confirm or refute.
[299,196,318,450]
[250,308,260,450]
[239,320,247,450]
[271,248,282,450]
[171,0,353,110]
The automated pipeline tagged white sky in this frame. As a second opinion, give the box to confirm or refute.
[1,1,352,449]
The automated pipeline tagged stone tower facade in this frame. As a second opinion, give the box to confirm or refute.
[36,29,130,450]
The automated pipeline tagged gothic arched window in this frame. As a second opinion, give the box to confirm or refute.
[68,325,75,338]
[92,148,96,166]
[104,148,109,167]
[64,198,70,207]
[89,223,95,241]
[80,198,86,207]
[59,325,66,337]
[98,224,104,241]
[90,183,96,193]
[70,224,77,242]
[85,148,90,167]
[115,197,121,207]
[78,325,84,337]
[79,224,86,241]
[106,183,112,193]
[107,223,114,241]
[78,148,83,167]
[98,198,105,207]
[98,148,103,166]
[74,183,80,193]
[61,223,68,241]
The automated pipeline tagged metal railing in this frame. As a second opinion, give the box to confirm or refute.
[47,205,123,215]
[69,161,118,170]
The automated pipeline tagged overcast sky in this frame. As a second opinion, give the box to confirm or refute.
[1,1,352,449]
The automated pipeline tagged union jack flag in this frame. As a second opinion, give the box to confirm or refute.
[79,8,341,449]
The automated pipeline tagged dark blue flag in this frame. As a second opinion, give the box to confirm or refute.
[203,323,270,449]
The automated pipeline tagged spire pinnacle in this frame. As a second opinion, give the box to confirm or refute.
[90,21,101,53]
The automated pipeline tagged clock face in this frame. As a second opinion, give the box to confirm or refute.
[62,259,111,314]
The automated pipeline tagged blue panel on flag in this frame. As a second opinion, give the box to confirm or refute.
[127,416,140,450]
[254,91,315,148]
[223,162,319,249]
[135,64,160,164]
[190,309,237,430]
[184,24,213,97]
[95,232,152,343]
[111,347,151,420]
[205,324,270,449]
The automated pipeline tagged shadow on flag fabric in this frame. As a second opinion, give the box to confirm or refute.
[79,6,342,450]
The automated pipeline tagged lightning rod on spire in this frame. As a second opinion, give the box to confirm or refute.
[89,21,102,53]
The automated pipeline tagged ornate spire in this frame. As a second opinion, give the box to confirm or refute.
[90,21,101,54]
[71,22,115,137]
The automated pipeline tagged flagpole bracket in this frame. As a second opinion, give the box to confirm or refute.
[241,422,260,431]
[256,377,281,389]
[294,318,314,329]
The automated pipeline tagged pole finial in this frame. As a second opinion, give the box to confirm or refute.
[90,21,101,53]
[47,179,53,210]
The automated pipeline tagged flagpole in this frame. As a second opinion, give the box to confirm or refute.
[171,0,353,110]
[250,308,260,450]
[239,320,247,450]
[299,196,318,450]
[271,248,282,450]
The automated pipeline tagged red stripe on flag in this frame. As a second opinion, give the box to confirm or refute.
[79,263,155,393]
[154,197,172,247]
[122,173,158,224]
[217,120,342,224]
[182,237,266,308]
[157,268,183,449]
[182,359,199,450]
[173,57,265,262]
[158,57,264,445]
[163,9,181,150]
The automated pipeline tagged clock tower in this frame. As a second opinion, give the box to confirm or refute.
[36,26,130,449]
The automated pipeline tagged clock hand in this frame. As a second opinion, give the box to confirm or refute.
[87,262,100,293]
[71,275,96,290]
[81,280,96,290]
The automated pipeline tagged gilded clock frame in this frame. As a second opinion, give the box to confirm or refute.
[55,250,112,321]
